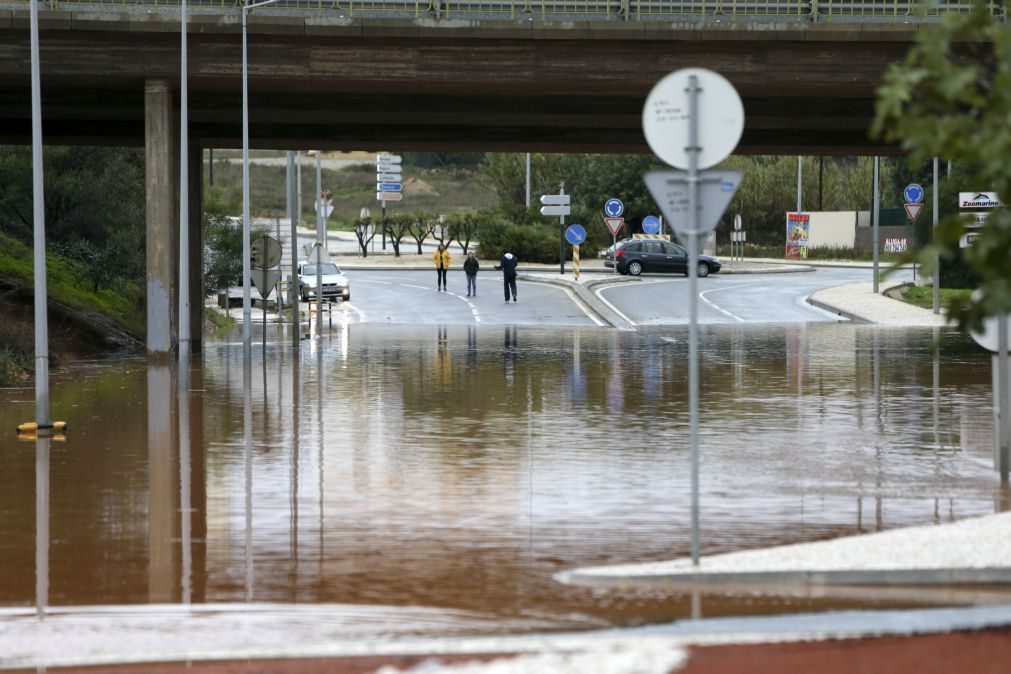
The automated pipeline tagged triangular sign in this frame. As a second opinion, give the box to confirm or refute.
[308,242,332,265]
[643,170,742,236]
[251,268,281,300]
[904,202,923,223]
[604,217,624,236]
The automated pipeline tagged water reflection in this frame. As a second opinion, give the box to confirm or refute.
[1,323,1008,635]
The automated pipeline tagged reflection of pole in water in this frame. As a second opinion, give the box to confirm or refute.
[178,355,192,604]
[148,365,174,602]
[290,351,300,601]
[504,326,517,388]
[690,590,701,620]
[36,438,49,620]
[317,343,324,591]
[244,348,253,602]
[933,326,940,448]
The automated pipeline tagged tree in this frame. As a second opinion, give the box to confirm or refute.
[873,0,1011,329]
[353,218,376,257]
[446,213,477,254]
[409,213,436,254]
[385,213,412,257]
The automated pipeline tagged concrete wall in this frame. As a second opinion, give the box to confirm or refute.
[808,211,857,249]
[855,225,913,253]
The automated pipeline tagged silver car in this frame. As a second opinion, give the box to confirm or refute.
[297,261,350,302]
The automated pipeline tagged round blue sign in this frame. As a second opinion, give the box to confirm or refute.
[604,198,624,218]
[904,183,924,204]
[565,224,587,246]
[642,215,661,235]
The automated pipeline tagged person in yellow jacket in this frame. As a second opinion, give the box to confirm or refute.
[433,242,451,292]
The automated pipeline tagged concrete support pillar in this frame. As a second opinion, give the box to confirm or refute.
[145,79,176,356]
[189,142,204,351]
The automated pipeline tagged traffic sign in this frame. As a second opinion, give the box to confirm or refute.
[377,154,402,164]
[540,194,570,206]
[960,192,1001,208]
[376,183,402,192]
[904,202,923,223]
[733,214,742,231]
[540,205,570,216]
[904,183,924,204]
[251,235,282,270]
[377,191,403,201]
[314,201,334,218]
[961,231,983,248]
[642,215,661,235]
[642,68,744,171]
[643,169,742,235]
[377,173,401,182]
[604,198,624,218]
[604,217,624,236]
[565,224,587,245]
[251,268,281,299]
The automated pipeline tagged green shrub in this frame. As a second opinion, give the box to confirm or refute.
[476,216,559,263]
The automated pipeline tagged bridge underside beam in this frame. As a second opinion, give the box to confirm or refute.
[0,21,911,156]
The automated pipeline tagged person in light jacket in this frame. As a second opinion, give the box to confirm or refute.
[463,251,480,297]
[433,243,451,292]
[498,251,518,302]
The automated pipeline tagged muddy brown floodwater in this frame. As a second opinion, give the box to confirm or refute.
[1,323,1008,638]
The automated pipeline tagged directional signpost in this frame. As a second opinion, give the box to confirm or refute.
[643,67,744,567]
[541,191,571,274]
[377,154,403,249]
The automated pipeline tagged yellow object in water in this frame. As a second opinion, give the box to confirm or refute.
[16,421,67,433]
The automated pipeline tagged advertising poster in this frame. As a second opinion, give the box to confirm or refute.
[785,212,810,259]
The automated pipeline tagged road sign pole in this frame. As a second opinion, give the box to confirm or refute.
[872,156,880,294]
[933,157,940,314]
[1000,318,1009,482]
[573,245,579,280]
[687,73,701,568]
[315,153,323,337]
[559,186,566,275]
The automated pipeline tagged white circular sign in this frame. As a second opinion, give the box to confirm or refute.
[733,214,742,231]
[642,68,745,170]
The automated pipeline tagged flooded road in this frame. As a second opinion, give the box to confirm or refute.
[1,322,1006,636]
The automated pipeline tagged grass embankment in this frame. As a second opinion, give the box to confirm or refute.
[901,285,973,311]
[0,231,144,385]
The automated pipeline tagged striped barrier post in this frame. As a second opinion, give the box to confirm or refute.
[572,244,580,279]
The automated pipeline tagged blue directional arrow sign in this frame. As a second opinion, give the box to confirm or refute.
[904,183,924,204]
[377,183,402,192]
[565,224,587,245]
[604,198,624,218]
[642,215,661,235]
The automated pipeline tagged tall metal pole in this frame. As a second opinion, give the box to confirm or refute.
[525,153,531,209]
[241,6,252,351]
[315,152,323,336]
[29,0,50,426]
[687,74,701,567]
[999,319,1009,482]
[178,0,190,361]
[287,151,299,346]
[872,156,880,294]
[558,184,565,275]
[932,157,940,314]
[796,156,803,213]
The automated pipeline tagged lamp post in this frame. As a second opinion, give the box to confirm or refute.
[29,0,49,427]
[241,0,284,351]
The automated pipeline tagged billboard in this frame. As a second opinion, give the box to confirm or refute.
[785,212,810,259]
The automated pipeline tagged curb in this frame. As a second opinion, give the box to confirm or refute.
[805,296,868,324]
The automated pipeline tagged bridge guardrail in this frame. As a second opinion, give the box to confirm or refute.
[4,0,1004,22]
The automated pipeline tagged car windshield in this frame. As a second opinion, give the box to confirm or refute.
[302,263,340,275]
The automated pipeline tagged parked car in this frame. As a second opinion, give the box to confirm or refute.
[297,261,350,302]
[603,239,721,277]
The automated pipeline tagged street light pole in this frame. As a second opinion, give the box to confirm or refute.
[178,0,190,361]
[241,0,284,352]
[29,0,50,426]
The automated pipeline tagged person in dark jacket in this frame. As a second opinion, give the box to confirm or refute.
[498,252,518,302]
[463,251,480,297]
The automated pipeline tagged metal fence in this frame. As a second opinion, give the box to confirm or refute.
[6,0,1005,21]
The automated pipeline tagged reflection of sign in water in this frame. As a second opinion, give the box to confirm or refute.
[884,237,908,253]
[785,212,809,259]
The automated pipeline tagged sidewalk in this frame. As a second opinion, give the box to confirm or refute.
[808,282,947,326]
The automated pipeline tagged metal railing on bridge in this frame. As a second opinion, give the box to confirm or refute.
[7,0,1005,22]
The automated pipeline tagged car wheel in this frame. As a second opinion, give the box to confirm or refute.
[342,292,350,302]
[628,260,643,276]
[696,262,710,278]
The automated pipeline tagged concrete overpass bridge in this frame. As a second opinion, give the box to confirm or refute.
[0,0,1000,352]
